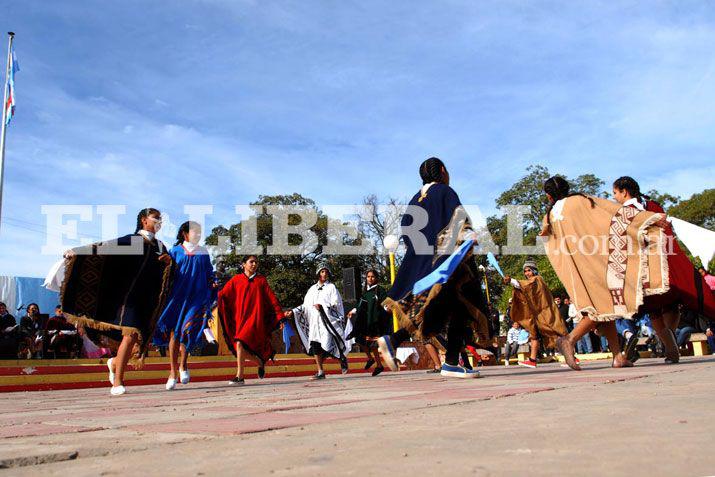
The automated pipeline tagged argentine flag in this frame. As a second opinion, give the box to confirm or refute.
[4,47,19,126]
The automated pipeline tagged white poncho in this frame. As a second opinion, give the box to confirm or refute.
[292,281,353,359]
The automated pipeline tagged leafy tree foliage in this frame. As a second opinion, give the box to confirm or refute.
[205,193,390,308]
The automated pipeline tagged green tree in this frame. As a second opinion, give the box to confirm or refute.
[667,189,714,230]
[645,190,680,210]
[665,189,715,270]
[205,193,386,308]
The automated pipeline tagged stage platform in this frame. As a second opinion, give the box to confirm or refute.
[0,354,381,392]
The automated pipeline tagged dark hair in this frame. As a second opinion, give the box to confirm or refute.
[543,176,571,202]
[419,157,447,185]
[543,175,594,226]
[0,302,5,308]
[175,220,201,246]
[241,254,258,264]
[135,208,161,233]
[364,269,380,290]
[27,303,39,314]
[613,176,648,200]
[316,268,332,280]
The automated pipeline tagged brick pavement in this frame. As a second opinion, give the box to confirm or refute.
[1,356,713,476]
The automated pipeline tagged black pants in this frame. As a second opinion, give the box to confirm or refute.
[389,281,470,366]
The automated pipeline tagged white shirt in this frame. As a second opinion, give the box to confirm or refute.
[137,230,155,241]
[623,197,645,211]
[182,241,199,253]
[551,198,566,222]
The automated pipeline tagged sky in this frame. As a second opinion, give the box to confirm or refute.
[1,0,714,277]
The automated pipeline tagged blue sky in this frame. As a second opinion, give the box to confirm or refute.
[1,0,714,277]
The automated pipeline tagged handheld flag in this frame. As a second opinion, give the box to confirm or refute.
[487,252,505,277]
[282,321,296,354]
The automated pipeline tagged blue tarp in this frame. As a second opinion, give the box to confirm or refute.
[0,276,59,321]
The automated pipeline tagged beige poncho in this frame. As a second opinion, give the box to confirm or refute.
[541,195,669,322]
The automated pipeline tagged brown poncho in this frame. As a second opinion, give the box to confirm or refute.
[541,195,669,322]
[509,275,567,348]
[61,234,174,359]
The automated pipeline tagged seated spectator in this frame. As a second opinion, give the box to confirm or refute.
[504,322,521,366]
[706,323,715,355]
[573,311,593,354]
[45,306,81,358]
[675,307,699,349]
[598,332,609,353]
[698,267,715,291]
[637,314,660,355]
[616,317,639,362]
[0,302,19,358]
[76,325,111,358]
[19,303,47,359]
[0,302,15,328]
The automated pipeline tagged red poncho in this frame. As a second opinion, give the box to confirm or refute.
[218,273,283,363]
[642,200,715,319]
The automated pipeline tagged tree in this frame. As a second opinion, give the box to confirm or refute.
[205,193,393,308]
[665,189,715,270]
[667,189,714,230]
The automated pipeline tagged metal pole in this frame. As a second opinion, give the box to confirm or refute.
[0,32,15,232]
[483,272,491,304]
[389,252,398,332]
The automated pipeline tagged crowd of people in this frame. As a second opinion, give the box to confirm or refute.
[3,158,714,396]
[0,302,90,359]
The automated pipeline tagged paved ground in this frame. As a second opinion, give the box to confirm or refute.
[1,356,713,476]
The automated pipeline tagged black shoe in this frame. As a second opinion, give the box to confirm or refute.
[624,334,639,363]
[364,357,375,370]
[311,372,326,380]
[227,377,245,386]
[340,357,349,374]
[372,366,384,377]
[426,368,440,373]
[257,365,266,379]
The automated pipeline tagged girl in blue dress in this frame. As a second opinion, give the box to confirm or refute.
[154,221,216,390]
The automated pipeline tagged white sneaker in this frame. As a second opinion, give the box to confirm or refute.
[110,385,126,396]
[107,358,115,385]
[376,335,399,372]
[165,378,177,390]
[504,361,510,367]
[179,369,190,384]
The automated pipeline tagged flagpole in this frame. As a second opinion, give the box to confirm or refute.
[0,32,15,232]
